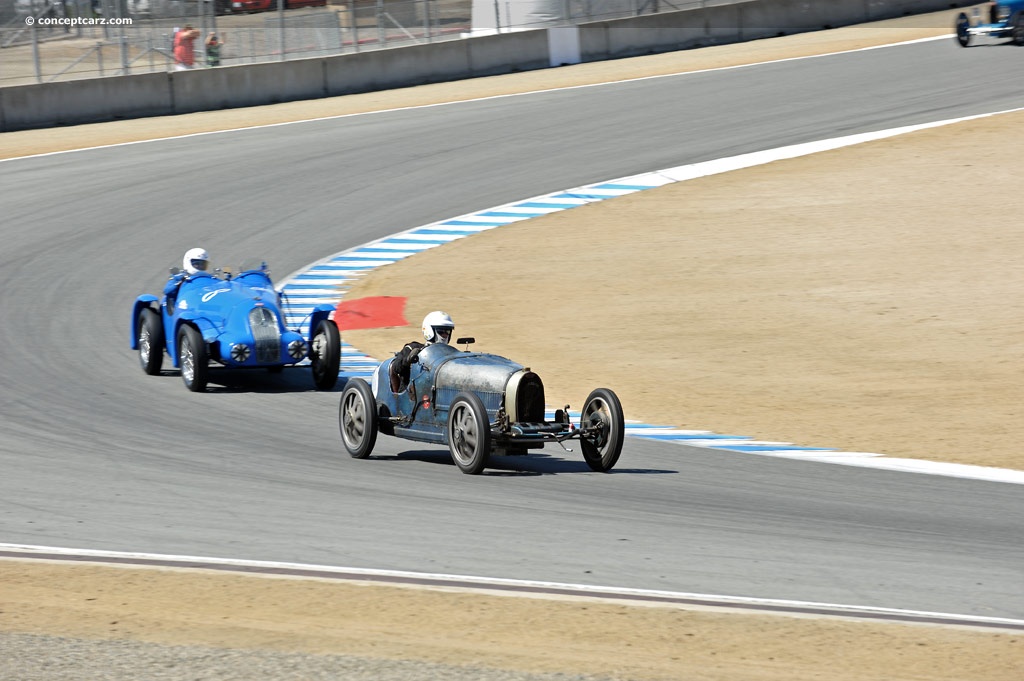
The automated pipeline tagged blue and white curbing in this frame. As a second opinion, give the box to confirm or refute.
[280,116,1024,485]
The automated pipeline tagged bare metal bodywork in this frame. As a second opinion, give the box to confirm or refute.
[340,338,625,474]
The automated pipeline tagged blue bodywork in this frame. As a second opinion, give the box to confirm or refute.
[131,264,334,372]
[955,2,1024,45]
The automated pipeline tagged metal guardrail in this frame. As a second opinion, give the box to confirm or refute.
[0,0,474,84]
[0,0,709,85]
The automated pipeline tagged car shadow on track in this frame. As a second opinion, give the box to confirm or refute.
[155,367,342,393]
[363,449,677,476]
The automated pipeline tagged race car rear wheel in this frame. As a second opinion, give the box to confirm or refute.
[580,388,625,472]
[339,378,377,459]
[138,308,164,376]
[955,12,971,47]
[177,324,209,392]
[447,392,491,475]
[1013,12,1024,45]
[310,319,341,391]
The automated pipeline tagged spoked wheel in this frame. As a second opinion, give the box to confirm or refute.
[579,388,625,472]
[177,324,209,392]
[138,308,164,375]
[339,378,378,459]
[447,392,491,475]
[955,12,971,47]
[310,319,341,391]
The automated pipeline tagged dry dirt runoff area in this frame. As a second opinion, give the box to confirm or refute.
[2,7,1022,681]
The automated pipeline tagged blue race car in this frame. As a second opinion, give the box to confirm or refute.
[130,261,340,392]
[338,338,625,474]
[955,2,1024,46]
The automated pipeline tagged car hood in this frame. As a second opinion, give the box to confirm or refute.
[177,274,282,329]
[419,343,525,395]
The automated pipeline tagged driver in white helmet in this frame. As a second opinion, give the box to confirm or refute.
[420,310,455,346]
[389,311,454,393]
[163,247,210,310]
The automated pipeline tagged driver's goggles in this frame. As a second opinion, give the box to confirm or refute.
[191,259,209,271]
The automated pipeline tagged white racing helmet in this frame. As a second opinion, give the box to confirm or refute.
[183,247,209,275]
[422,310,454,345]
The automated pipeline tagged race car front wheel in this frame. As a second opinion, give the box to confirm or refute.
[580,388,625,472]
[448,392,491,475]
[955,12,970,47]
[177,324,209,392]
[138,308,164,376]
[339,378,377,459]
[310,319,341,391]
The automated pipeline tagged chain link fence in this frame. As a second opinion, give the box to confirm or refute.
[0,0,706,85]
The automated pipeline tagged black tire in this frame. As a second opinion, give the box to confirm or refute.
[1013,13,1024,45]
[955,12,971,47]
[177,324,209,392]
[310,319,341,391]
[579,388,625,472]
[447,392,491,475]
[339,378,378,459]
[138,307,164,376]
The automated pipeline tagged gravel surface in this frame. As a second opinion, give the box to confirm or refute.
[0,633,615,681]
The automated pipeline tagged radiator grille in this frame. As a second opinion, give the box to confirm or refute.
[249,307,281,363]
[516,373,546,423]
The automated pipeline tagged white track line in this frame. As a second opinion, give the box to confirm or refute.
[3,543,1022,630]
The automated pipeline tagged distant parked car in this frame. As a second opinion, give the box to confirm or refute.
[14,0,58,17]
[72,0,153,17]
[230,0,326,13]
[954,1,1024,46]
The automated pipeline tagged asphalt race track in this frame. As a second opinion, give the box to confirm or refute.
[1,38,1022,621]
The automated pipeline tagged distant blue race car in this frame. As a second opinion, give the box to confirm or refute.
[130,262,340,392]
[955,2,1024,46]
[338,339,625,474]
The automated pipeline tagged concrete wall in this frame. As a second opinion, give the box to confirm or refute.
[322,30,549,96]
[325,42,469,96]
[172,58,327,114]
[578,0,972,61]
[1,71,171,130]
[466,30,551,77]
[0,0,971,132]
[579,3,743,60]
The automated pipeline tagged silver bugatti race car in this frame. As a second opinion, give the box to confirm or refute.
[338,339,624,475]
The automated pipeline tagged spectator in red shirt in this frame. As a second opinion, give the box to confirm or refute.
[173,25,201,71]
